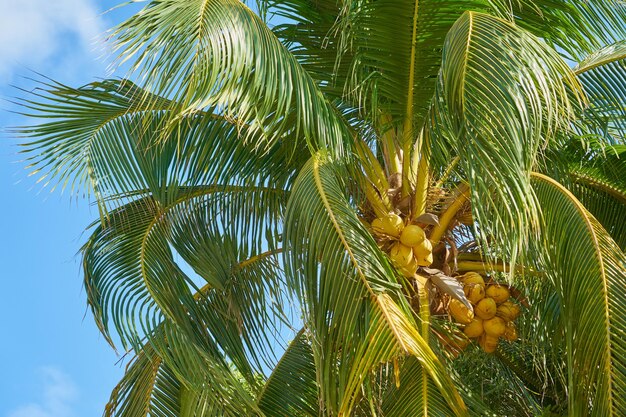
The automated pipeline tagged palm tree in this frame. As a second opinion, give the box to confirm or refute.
[16,0,626,415]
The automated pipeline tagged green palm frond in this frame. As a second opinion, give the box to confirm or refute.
[380,357,457,417]
[267,0,349,98]
[570,184,626,250]
[575,41,626,144]
[111,0,353,156]
[82,188,288,387]
[532,173,626,415]
[284,152,466,416]
[17,79,302,212]
[105,325,264,417]
[567,144,626,248]
[105,342,182,417]
[502,1,626,61]
[333,0,543,128]
[109,327,317,417]
[16,79,170,198]
[256,330,319,417]
[431,11,584,265]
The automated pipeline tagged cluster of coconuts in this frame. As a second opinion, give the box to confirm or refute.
[371,213,433,276]
[448,272,520,353]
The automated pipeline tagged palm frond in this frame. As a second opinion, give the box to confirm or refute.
[82,188,288,387]
[567,144,626,249]
[500,1,626,61]
[106,342,182,417]
[111,0,352,157]
[333,0,514,129]
[431,11,584,267]
[284,152,467,416]
[267,0,350,99]
[575,41,626,144]
[380,357,456,417]
[16,79,302,213]
[531,173,626,415]
[256,329,319,417]
[105,325,264,417]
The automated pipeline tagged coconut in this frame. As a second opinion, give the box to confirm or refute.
[399,224,426,246]
[486,284,510,304]
[381,213,404,238]
[475,297,497,320]
[413,239,433,266]
[483,317,506,337]
[399,257,418,278]
[503,322,518,342]
[463,318,484,338]
[496,304,515,322]
[464,283,485,304]
[449,299,474,324]
[389,243,413,267]
[461,272,485,288]
[371,218,386,236]
[478,334,499,353]
[501,301,521,319]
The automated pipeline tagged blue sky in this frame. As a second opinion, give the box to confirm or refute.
[0,1,142,416]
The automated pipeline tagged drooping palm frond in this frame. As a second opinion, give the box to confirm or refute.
[575,41,626,144]
[82,187,289,389]
[500,1,626,61]
[105,324,266,417]
[256,329,319,417]
[284,152,467,416]
[566,143,626,249]
[105,341,183,417]
[108,327,317,417]
[380,356,457,417]
[267,0,350,99]
[16,79,303,213]
[111,0,353,157]
[531,173,626,415]
[570,183,626,251]
[430,11,584,266]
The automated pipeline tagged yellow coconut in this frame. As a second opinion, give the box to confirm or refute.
[371,218,386,236]
[413,239,433,266]
[486,284,510,304]
[399,224,426,246]
[496,303,516,322]
[449,299,474,324]
[483,317,506,337]
[475,297,497,320]
[389,243,413,267]
[461,272,485,288]
[501,301,521,319]
[503,322,518,342]
[379,213,404,238]
[463,318,484,338]
[478,334,499,353]
[464,283,485,305]
[399,257,418,278]
[416,252,433,267]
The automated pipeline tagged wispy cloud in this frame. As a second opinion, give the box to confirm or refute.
[0,0,106,81]
[7,367,78,417]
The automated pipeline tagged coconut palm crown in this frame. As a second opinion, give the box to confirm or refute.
[15,0,626,416]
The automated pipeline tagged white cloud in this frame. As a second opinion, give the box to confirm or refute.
[7,367,78,417]
[0,0,106,81]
